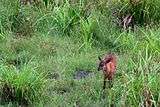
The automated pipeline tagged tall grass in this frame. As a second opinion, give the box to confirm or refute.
[0,0,160,106]
[53,2,80,36]
[80,15,97,50]
[114,0,160,26]
[0,64,48,105]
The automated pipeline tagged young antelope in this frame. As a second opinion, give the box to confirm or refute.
[98,53,117,89]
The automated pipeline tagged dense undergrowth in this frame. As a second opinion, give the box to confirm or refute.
[0,0,160,106]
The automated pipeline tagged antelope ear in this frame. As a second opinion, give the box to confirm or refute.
[98,56,102,61]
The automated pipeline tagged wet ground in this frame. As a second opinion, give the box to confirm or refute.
[73,70,94,80]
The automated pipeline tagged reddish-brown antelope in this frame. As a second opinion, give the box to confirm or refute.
[98,53,117,89]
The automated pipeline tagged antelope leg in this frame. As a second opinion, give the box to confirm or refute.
[103,76,107,89]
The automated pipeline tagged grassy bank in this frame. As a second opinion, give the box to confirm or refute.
[0,0,160,106]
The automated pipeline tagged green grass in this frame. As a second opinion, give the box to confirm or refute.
[0,64,48,105]
[0,0,160,106]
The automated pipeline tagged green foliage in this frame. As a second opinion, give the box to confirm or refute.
[10,12,34,37]
[53,3,80,36]
[80,16,97,50]
[0,0,35,37]
[116,0,160,25]
[42,0,49,7]
[0,0,160,106]
[0,64,48,105]
[0,0,20,33]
